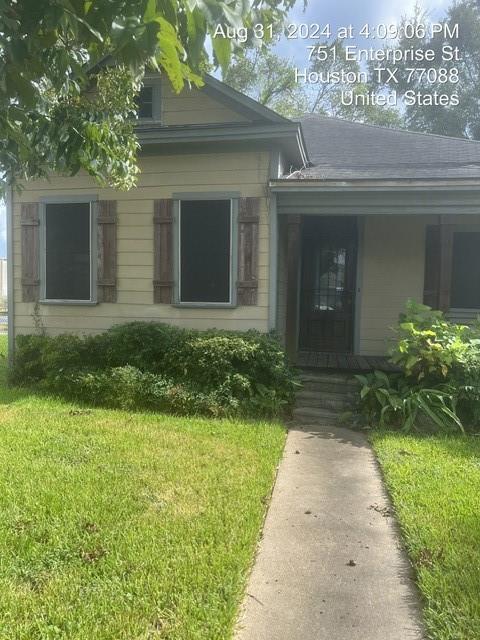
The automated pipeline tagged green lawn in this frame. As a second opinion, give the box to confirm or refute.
[371,431,480,640]
[0,336,285,639]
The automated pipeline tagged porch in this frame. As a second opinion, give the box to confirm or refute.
[273,190,480,363]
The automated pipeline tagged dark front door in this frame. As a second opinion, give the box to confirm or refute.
[299,217,357,353]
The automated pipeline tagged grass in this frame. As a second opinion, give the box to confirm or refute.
[0,335,286,639]
[371,430,480,640]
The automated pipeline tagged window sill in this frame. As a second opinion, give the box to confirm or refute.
[39,300,98,306]
[172,303,237,309]
[136,118,162,126]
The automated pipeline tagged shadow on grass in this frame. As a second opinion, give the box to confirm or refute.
[0,345,49,406]
[372,428,480,463]
[0,373,43,406]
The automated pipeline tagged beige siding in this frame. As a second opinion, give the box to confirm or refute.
[13,151,271,338]
[358,214,480,355]
[162,81,249,126]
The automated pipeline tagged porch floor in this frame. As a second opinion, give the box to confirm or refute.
[297,350,400,372]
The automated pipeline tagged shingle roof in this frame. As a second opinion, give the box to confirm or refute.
[291,114,480,180]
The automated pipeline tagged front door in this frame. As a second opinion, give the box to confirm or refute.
[299,217,357,353]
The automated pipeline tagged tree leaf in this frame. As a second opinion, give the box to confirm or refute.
[212,32,231,72]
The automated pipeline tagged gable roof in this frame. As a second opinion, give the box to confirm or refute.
[286,114,480,181]
[137,74,308,167]
[202,75,290,124]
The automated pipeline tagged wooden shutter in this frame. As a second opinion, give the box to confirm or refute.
[237,197,260,305]
[424,225,440,309]
[21,203,40,302]
[96,200,117,303]
[153,199,174,304]
[423,223,453,312]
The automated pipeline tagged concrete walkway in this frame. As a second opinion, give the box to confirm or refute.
[235,423,425,640]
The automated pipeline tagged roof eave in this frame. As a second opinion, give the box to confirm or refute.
[269,177,480,192]
[138,122,307,167]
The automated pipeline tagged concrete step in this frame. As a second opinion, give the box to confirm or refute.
[299,371,357,383]
[299,372,360,395]
[295,389,355,411]
[292,406,341,425]
[300,380,360,396]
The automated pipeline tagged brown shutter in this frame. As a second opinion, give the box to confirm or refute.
[237,197,260,305]
[153,199,174,304]
[21,203,40,302]
[423,222,453,312]
[423,225,440,309]
[438,224,454,312]
[96,200,117,303]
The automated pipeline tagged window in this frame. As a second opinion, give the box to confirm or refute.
[137,86,153,119]
[135,81,161,121]
[43,202,93,301]
[313,246,346,311]
[179,200,232,304]
[451,232,480,308]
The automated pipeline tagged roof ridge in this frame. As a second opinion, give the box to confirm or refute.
[298,113,480,145]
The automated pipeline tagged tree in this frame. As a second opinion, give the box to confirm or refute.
[0,0,297,191]
[372,1,480,139]
[223,48,308,117]
[224,38,403,127]
[306,39,403,127]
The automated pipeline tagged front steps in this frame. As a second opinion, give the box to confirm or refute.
[293,370,359,424]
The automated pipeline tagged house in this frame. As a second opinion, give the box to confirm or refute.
[7,74,480,365]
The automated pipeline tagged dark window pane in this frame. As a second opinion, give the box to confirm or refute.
[451,232,480,308]
[45,203,90,300]
[180,200,231,303]
[136,86,153,118]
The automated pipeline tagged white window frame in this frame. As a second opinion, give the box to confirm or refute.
[174,194,239,308]
[39,195,98,305]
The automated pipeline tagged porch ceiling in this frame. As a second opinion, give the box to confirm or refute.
[274,188,480,217]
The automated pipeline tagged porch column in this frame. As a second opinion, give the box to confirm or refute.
[285,214,301,360]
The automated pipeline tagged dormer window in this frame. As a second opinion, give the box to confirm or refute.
[138,86,153,118]
[136,79,161,122]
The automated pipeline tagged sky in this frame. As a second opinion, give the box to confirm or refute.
[277,0,452,61]
[0,0,455,260]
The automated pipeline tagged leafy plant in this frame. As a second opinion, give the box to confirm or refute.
[390,299,474,382]
[356,300,480,433]
[356,370,463,433]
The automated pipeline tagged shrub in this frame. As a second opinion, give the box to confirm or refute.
[356,370,463,433]
[11,323,297,418]
[356,300,480,433]
[390,300,473,383]
[54,366,235,417]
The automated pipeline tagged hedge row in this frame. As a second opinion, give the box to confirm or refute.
[12,322,297,418]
